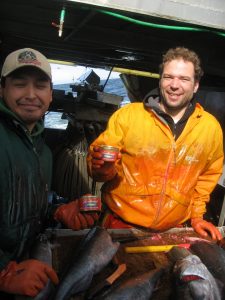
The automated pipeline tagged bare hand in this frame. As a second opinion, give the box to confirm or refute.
[191,217,222,241]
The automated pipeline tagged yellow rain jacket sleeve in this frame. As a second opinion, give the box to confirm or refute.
[87,102,224,230]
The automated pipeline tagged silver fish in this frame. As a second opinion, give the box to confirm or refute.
[190,241,225,298]
[190,241,225,286]
[172,250,222,299]
[15,233,55,300]
[53,226,120,300]
[95,267,164,300]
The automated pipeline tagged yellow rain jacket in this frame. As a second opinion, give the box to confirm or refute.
[88,102,224,230]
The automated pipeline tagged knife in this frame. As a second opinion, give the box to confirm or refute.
[86,263,127,299]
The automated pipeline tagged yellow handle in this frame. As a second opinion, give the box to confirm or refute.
[125,245,176,253]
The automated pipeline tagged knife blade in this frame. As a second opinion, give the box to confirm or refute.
[86,263,127,299]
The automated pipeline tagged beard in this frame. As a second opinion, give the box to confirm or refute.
[160,91,195,114]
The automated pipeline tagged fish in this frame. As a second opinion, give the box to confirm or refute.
[190,241,225,295]
[94,267,164,300]
[30,234,56,300]
[15,233,55,300]
[217,237,225,250]
[53,226,120,300]
[167,245,191,262]
[29,233,52,266]
[168,246,222,300]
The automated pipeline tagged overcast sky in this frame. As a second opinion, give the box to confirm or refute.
[51,63,120,84]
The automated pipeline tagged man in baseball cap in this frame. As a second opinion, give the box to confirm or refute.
[0,48,53,132]
[0,49,59,298]
[1,47,52,79]
[0,48,100,298]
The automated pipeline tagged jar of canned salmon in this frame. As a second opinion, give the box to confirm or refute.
[99,145,119,162]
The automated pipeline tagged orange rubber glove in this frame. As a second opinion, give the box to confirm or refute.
[191,217,222,241]
[0,259,59,297]
[54,200,99,230]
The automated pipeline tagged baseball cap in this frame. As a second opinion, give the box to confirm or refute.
[1,48,52,79]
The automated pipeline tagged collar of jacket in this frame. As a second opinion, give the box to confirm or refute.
[143,89,202,140]
[0,98,44,136]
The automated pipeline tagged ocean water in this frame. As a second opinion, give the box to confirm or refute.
[45,78,130,129]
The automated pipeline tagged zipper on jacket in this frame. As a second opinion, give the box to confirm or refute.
[173,123,177,165]
[173,141,176,165]
[152,138,176,226]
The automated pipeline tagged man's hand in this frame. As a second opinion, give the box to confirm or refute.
[91,146,107,169]
[54,200,99,230]
[0,259,59,297]
[90,146,121,181]
[191,217,222,241]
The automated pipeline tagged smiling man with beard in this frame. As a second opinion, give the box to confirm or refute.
[88,47,224,241]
